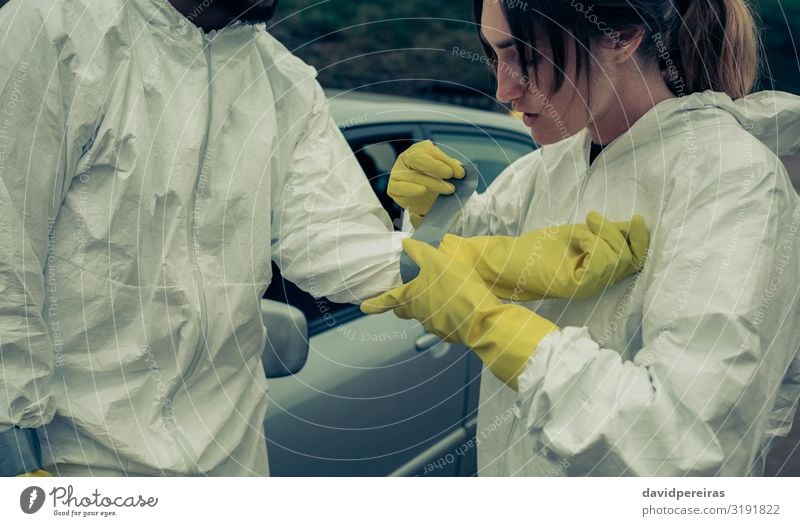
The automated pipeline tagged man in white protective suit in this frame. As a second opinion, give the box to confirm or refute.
[0,0,406,476]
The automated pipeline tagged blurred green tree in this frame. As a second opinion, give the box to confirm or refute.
[758,0,800,94]
[270,0,500,108]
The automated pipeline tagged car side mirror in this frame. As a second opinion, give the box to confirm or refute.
[260,299,309,379]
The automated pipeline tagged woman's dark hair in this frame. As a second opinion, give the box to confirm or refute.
[473,0,759,99]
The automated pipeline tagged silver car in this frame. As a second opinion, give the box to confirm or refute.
[261,90,536,476]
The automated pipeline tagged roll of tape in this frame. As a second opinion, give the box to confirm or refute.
[400,158,478,283]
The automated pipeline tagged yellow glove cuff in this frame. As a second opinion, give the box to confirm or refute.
[468,304,558,391]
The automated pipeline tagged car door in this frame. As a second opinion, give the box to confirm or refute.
[264,124,472,476]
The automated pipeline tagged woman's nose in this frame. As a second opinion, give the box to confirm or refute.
[495,62,526,104]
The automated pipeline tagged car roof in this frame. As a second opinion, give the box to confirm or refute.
[325,89,529,136]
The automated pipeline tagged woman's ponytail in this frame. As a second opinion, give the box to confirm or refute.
[671,0,759,99]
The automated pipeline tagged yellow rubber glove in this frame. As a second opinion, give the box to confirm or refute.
[362,238,557,390]
[388,140,466,228]
[439,212,649,301]
[16,470,52,477]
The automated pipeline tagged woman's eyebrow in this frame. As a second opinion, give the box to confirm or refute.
[480,32,515,50]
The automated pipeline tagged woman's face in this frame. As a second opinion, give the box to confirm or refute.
[480,0,593,145]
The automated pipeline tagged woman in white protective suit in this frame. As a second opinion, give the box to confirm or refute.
[362,0,800,475]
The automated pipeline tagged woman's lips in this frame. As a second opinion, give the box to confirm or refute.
[522,113,539,127]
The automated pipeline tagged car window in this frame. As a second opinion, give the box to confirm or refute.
[351,137,415,230]
[429,130,535,193]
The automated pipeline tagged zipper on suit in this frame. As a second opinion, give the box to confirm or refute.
[169,35,215,477]
[576,134,611,203]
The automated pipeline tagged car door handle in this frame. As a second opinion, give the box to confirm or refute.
[415,333,451,359]
[415,333,442,352]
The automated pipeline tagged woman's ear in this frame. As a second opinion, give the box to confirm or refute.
[599,27,646,64]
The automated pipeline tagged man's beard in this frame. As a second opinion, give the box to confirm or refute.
[220,0,279,25]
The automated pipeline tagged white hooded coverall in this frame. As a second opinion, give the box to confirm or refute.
[0,0,403,475]
[458,91,800,476]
